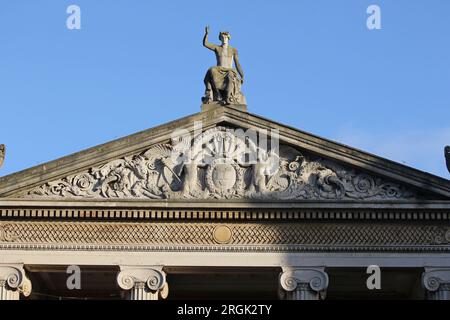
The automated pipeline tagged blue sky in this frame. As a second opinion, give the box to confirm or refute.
[0,0,449,178]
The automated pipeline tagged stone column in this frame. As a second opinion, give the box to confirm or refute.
[117,266,168,300]
[422,268,450,300]
[279,267,329,300]
[0,265,32,300]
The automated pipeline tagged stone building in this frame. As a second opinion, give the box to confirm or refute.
[0,105,449,300]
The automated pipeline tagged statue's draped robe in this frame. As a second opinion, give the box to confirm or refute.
[204,66,242,104]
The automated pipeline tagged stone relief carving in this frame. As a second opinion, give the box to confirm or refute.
[0,223,18,242]
[24,126,416,200]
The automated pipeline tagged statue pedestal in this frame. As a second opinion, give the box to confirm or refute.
[201,103,247,113]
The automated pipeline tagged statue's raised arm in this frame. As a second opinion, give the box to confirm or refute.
[203,26,217,51]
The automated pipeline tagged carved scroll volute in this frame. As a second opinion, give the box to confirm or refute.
[0,223,18,242]
[280,268,329,293]
[422,268,450,292]
[279,267,329,300]
[0,265,32,297]
[117,267,167,294]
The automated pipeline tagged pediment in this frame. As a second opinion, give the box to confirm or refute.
[1,107,449,201]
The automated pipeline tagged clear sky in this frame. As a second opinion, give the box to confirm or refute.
[1,0,449,178]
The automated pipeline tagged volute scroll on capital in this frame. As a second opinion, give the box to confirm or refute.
[280,267,329,293]
[117,267,166,292]
[422,268,450,292]
[0,265,32,297]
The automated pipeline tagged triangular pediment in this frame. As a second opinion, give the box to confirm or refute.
[1,107,449,201]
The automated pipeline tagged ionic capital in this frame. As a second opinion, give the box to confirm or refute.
[422,268,450,300]
[0,264,32,299]
[117,266,168,300]
[279,267,328,300]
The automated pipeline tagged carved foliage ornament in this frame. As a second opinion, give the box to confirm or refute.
[0,223,18,242]
[25,127,416,201]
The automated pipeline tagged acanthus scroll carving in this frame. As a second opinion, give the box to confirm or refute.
[24,126,416,201]
[0,224,18,242]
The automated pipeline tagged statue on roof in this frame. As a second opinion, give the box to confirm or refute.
[202,26,246,106]
[0,145,5,169]
[445,146,450,173]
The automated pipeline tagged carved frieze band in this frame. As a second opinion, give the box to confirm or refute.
[0,221,449,252]
[21,127,418,201]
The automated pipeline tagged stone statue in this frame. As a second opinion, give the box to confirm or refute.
[0,145,4,169]
[445,146,450,173]
[202,26,246,106]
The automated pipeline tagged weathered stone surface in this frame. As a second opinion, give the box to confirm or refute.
[201,102,247,113]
